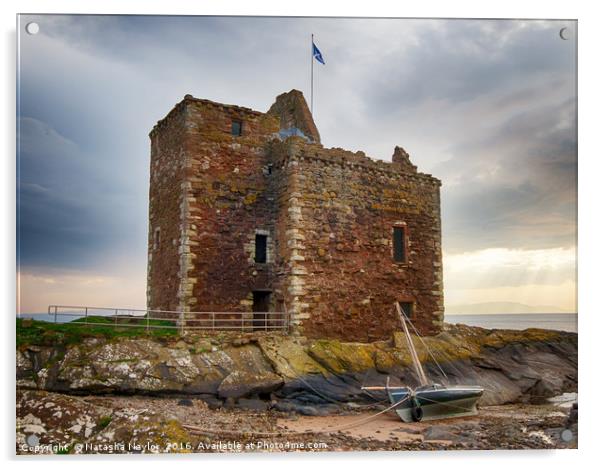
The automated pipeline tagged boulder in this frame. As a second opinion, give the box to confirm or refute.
[567,402,578,425]
[237,398,270,411]
[423,425,458,441]
[217,370,283,399]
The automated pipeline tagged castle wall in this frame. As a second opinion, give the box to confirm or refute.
[269,139,444,341]
[180,98,282,317]
[147,102,189,313]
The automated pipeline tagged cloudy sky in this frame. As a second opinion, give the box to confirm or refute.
[17,15,577,314]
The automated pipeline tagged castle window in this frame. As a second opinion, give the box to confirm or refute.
[399,301,414,319]
[255,234,267,263]
[393,226,407,262]
[231,119,243,136]
[153,227,161,251]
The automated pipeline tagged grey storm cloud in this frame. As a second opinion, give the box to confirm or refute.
[17,116,145,269]
[437,88,576,253]
[342,18,577,253]
[364,20,574,110]
[17,15,576,274]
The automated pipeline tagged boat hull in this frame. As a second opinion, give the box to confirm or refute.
[388,385,484,423]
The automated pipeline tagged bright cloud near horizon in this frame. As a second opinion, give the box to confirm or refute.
[17,15,577,314]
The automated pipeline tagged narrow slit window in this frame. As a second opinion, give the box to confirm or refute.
[231,119,242,136]
[393,226,406,262]
[399,302,414,320]
[255,234,267,263]
[153,227,161,251]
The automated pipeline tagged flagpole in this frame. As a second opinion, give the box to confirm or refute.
[310,33,314,114]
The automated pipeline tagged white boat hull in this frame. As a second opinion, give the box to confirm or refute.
[388,385,484,423]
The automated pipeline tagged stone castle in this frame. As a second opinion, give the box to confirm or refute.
[146,89,443,341]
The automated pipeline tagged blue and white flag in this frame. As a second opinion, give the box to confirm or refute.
[312,42,326,65]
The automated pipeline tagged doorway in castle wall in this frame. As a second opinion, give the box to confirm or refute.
[252,291,271,329]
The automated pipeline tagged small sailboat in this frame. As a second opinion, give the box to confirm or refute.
[362,302,484,422]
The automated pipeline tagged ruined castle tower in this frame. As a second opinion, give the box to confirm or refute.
[147,90,443,341]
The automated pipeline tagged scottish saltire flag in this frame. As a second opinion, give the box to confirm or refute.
[313,42,325,65]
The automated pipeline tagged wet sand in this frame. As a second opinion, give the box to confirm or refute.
[278,404,575,448]
[279,412,425,443]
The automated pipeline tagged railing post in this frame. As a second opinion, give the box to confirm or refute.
[146,310,150,334]
[85,307,88,324]
[54,306,57,324]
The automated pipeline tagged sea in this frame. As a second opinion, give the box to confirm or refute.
[445,313,577,333]
[18,313,100,324]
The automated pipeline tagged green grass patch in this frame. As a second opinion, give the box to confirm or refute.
[55,445,71,455]
[97,415,112,429]
[17,316,178,348]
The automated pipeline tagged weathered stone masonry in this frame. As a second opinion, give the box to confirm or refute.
[147,90,444,341]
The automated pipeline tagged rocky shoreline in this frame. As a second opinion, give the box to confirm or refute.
[17,390,577,453]
[17,322,577,412]
[16,321,577,453]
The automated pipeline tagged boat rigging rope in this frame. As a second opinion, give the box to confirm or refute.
[183,394,412,437]
[397,306,449,381]
[399,307,485,387]
[330,394,411,431]
[279,361,389,409]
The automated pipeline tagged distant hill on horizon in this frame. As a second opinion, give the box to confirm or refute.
[445,301,571,315]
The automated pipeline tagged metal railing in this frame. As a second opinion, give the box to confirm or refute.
[47,305,291,334]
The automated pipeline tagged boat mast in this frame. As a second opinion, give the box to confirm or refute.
[395,302,429,386]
